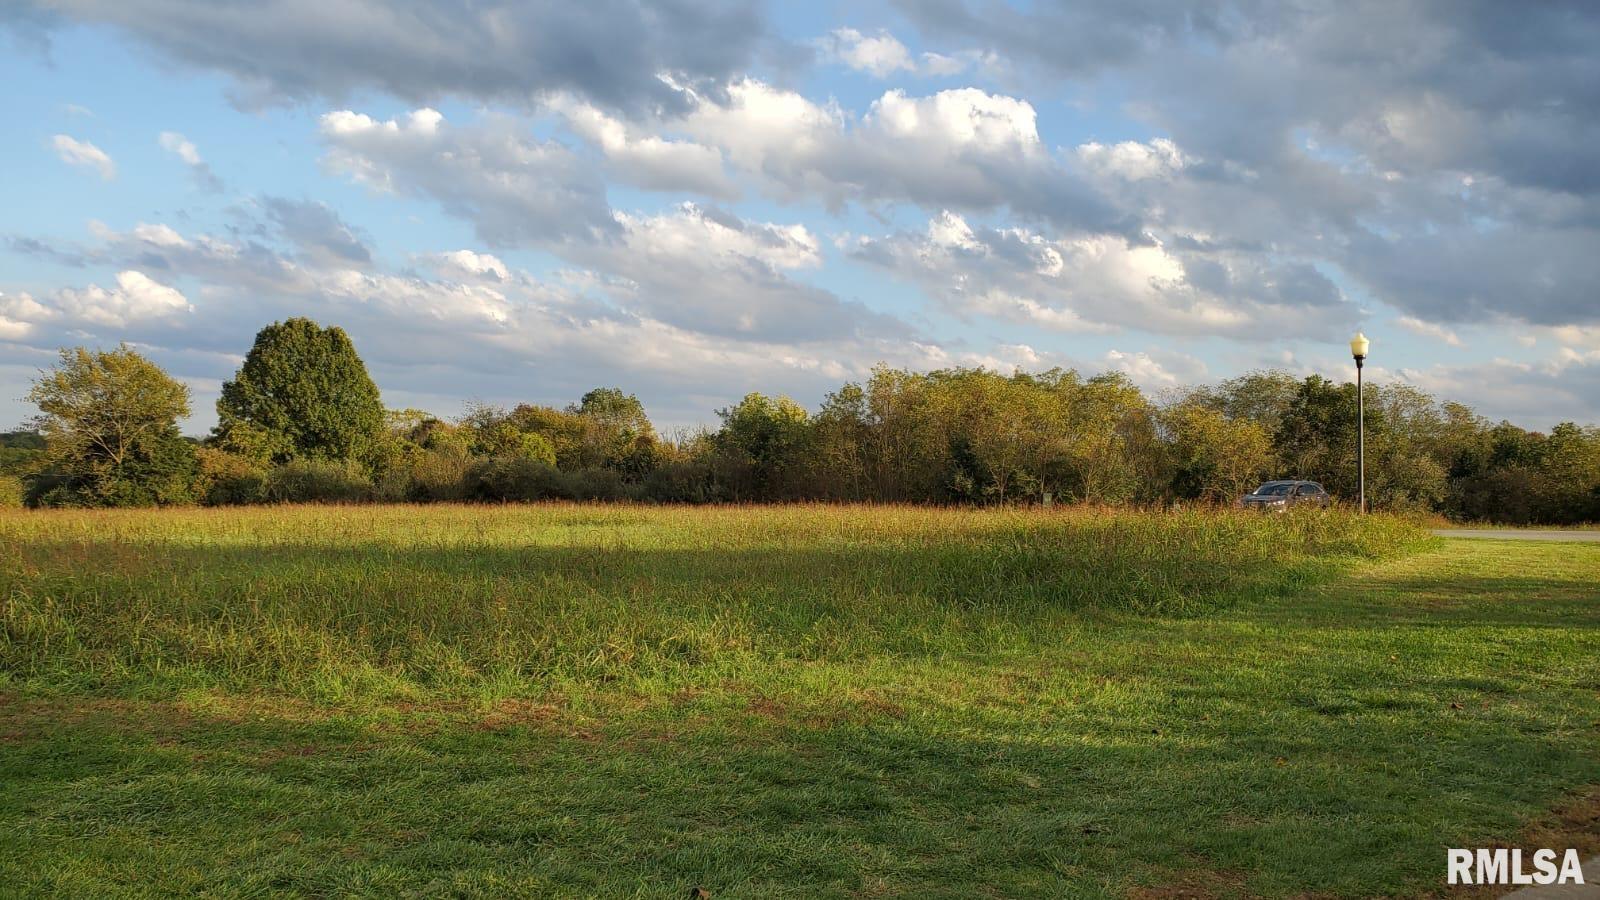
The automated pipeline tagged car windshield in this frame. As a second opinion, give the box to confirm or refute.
[1253,483,1294,496]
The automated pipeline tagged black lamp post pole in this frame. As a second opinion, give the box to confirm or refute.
[1355,353,1365,514]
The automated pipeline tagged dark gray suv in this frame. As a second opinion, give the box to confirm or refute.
[1238,480,1331,511]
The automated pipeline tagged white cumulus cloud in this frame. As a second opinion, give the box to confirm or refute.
[47,267,192,328]
[157,130,223,190]
[319,107,614,243]
[674,80,1076,216]
[432,250,510,281]
[158,130,201,165]
[815,28,987,79]
[852,211,1358,339]
[818,28,915,78]
[1076,138,1189,181]
[1395,315,1463,346]
[51,134,115,179]
[554,98,736,199]
[1104,349,1207,389]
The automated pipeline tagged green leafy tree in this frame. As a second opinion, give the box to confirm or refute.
[461,403,573,468]
[1162,400,1274,502]
[858,366,949,501]
[1539,423,1600,521]
[501,404,593,468]
[484,422,558,466]
[408,417,470,454]
[26,345,197,507]
[0,431,46,478]
[1190,371,1302,433]
[572,387,662,478]
[1069,372,1161,504]
[575,388,654,437]
[214,318,384,466]
[716,392,812,499]
[1273,376,1361,496]
[1270,376,1453,510]
[1437,402,1492,479]
[812,383,870,500]
[1364,383,1448,510]
[922,369,1071,502]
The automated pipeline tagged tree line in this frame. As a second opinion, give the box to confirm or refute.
[5,317,1598,523]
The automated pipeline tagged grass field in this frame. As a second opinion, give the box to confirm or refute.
[1,504,1597,897]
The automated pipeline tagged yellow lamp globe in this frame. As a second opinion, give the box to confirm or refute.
[1350,332,1370,359]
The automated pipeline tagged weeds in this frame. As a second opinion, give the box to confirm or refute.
[0,504,1428,702]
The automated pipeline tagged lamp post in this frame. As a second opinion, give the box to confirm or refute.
[1350,332,1369,514]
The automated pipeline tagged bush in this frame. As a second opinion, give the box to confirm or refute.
[413,447,473,501]
[640,455,725,503]
[375,447,472,502]
[465,459,634,502]
[26,430,199,509]
[565,467,629,501]
[0,475,23,508]
[22,473,74,508]
[194,447,268,506]
[265,459,372,503]
[465,457,564,501]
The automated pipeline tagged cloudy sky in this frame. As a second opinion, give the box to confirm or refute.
[3,1,1599,432]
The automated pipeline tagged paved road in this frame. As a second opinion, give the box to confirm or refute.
[1433,529,1600,542]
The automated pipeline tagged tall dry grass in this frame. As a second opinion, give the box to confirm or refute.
[0,503,1432,701]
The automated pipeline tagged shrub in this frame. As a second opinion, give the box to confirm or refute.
[465,457,564,502]
[22,473,74,508]
[466,458,637,503]
[376,447,472,502]
[410,448,473,501]
[27,430,199,509]
[265,459,372,503]
[194,447,268,506]
[640,455,725,503]
[564,467,629,501]
[0,475,23,508]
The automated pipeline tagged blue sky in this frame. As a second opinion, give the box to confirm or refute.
[4,2,1599,433]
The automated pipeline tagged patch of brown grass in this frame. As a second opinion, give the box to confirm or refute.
[1127,866,1247,899]
[1419,784,1600,899]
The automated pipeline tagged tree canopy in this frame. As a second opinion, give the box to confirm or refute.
[25,345,196,507]
[214,318,383,466]
[15,322,1600,523]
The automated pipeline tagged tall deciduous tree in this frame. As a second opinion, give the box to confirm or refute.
[1162,400,1274,502]
[575,388,654,438]
[1273,375,1361,495]
[1070,372,1161,504]
[214,318,384,466]
[27,345,197,507]
[572,387,662,478]
[716,392,812,499]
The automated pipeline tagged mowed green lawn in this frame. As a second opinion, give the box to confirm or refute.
[1,505,1596,897]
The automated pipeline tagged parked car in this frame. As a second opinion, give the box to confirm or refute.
[1238,480,1331,510]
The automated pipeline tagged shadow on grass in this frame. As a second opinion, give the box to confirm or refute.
[2,683,1596,898]
[3,536,1599,896]
[1241,572,1600,631]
